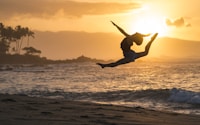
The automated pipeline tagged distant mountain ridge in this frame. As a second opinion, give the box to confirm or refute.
[152,37,200,58]
[31,31,200,60]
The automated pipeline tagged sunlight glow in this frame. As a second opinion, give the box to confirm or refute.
[130,15,167,36]
[125,4,168,37]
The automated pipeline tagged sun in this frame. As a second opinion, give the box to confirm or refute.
[129,15,167,37]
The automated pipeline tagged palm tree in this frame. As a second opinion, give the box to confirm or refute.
[14,25,22,54]
[27,28,34,47]
[0,39,9,55]
[18,27,27,54]
[14,26,35,54]
[0,22,35,55]
[0,23,4,35]
[0,25,15,54]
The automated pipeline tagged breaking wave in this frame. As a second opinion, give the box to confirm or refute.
[14,88,200,105]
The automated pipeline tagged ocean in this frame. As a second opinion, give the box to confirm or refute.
[0,61,200,115]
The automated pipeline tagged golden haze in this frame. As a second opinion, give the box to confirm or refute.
[1,0,200,59]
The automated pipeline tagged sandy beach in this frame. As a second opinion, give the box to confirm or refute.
[0,94,199,125]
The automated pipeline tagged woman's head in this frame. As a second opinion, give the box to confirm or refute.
[132,32,143,45]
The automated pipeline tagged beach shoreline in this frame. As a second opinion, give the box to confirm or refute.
[0,94,199,125]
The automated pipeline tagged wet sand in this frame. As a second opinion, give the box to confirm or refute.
[0,94,199,125]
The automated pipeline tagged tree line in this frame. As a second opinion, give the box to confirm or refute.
[0,22,41,56]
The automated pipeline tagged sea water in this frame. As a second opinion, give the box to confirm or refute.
[0,61,199,115]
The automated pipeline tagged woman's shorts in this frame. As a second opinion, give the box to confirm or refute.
[123,50,136,62]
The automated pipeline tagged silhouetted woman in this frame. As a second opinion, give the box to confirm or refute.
[97,21,158,68]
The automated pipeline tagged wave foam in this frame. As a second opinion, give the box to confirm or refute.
[168,88,200,104]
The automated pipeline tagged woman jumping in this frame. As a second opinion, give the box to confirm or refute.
[97,21,158,68]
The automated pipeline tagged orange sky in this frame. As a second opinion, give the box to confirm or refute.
[1,0,200,40]
[1,0,200,59]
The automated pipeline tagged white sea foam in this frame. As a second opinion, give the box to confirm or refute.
[169,88,200,104]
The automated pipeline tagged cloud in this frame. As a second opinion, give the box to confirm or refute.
[0,0,141,19]
[185,23,192,27]
[165,17,191,28]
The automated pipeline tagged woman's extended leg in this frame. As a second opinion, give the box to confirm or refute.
[97,58,130,68]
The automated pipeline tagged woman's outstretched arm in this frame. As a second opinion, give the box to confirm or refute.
[111,21,130,37]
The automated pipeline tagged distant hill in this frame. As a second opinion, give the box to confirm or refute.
[30,31,200,60]
[0,54,105,64]
[31,31,122,60]
[150,37,200,59]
